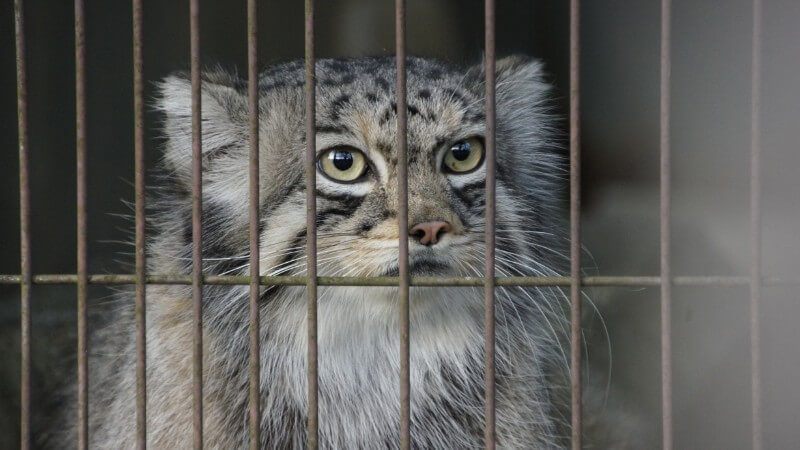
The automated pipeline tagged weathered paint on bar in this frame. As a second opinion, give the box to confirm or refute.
[1,274,797,288]
[394,0,411,448]
[247,0,261,448]
[304,0,319,447]
[15,0,32,447]
[189,0,204,446]
[132,0,147,447]
[569,0,582,447]
[74,0,89,447]
[659,1,674,448]
[484,1,497,447]
[749,1,764,448]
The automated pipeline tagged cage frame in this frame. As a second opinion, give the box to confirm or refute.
[8,0,774,448]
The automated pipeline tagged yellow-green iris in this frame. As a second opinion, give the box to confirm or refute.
[318,147,367,182]
[443,137,484,173]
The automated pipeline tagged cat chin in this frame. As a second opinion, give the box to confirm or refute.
[312,285,484,326]
[379,259,453,277]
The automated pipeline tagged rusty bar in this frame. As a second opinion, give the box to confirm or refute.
[14,0,31,448]
[189,0,204,447]
[394,0,411,448]
[247,0,261,447]
[569,0,582,447]
[659,0,673,448]
[74,0,89,447]
[483,0,496,448]
[304,0,318,447]
[2,274,799,287]
[132,0,147,447]
[749,0,763,448]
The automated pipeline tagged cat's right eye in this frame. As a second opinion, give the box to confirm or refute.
[442,137,484,174]
[317,147,368,183]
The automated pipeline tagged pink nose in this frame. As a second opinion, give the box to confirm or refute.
[409,221,451,246]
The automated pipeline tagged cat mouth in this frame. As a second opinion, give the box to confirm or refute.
[382,257,452,276]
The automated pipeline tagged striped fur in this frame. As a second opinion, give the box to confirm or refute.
[50,56,570,449]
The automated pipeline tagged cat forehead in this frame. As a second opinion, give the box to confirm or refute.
[258,57,485,155]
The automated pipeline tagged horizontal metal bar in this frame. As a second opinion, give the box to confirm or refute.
[0,274,796,287]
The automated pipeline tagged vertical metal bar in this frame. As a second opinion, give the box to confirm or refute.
[74,0,89,447]
[247,0,260,448]
[569,0,582,448]
[483,0,496,448]
[14,1,31,448]
[394,1,410,449]
[749,1,763,448]
[659,1,673,449]
[304,0,318,448]
[189,0,204,447]
[132,0,147,448]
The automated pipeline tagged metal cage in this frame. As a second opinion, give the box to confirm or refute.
[8,0,777,449]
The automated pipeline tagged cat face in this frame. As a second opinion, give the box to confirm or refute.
[156,56,562,286]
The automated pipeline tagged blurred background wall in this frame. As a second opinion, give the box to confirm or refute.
[1,0,798,448]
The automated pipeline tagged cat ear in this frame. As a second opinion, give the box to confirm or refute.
[476,56,560,183]
[470,55,552,126]
[155,71,248,180]
[491,55,555,146]
[493,55,551,121]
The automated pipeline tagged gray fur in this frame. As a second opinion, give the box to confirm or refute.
[49,56,570,448]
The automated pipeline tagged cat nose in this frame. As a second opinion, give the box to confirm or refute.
[409,221,451,246]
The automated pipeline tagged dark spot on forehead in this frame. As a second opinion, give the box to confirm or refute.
[326,59,348,72]
[379,107,393,126]
[375,140,393,155]
[365,92,378,103]
[465,111,486,124]
[375,77,390,92]
[358,220,374,234]
[441,88,469,109]
[200,143,236,171]
[434,136,449,150]
[316,125,346,134]
[417,89,431,99]
[329,94,351,121]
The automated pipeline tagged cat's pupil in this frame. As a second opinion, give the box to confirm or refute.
[451,142,471,161]
[332,150,354,170]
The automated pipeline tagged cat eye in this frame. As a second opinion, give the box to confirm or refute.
[442,137,484,174]
[317,147,368,182]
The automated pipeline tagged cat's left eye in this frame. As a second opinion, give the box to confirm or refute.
[317,147,368,183]
[442,137,484,174]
